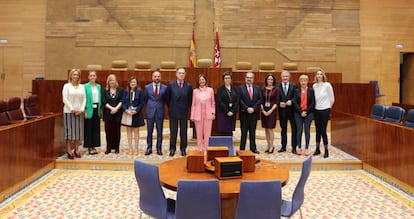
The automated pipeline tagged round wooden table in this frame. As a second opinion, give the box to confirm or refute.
[158,157,289,219]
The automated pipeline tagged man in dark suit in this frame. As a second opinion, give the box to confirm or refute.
[164,67,193,156]
[278,70,298,154]
[239,72,263,154]
[144,70,167,156]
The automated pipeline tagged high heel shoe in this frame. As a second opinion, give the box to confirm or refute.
[269,147,275,153]
[73,150,81,158]
[265,149,270,153]
[67,152,74,159]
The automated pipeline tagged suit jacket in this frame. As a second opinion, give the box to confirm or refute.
[293,87,316,115]
[216,85,239,114]
[144,83,167,119]
[84,82,101,119]
[102,87,124,122]
[239,84,263,120]
[278,82,297,104]
[164,80,193,119]
[191,87,216,121]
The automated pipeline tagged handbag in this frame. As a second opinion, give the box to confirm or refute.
[121,111,132,126]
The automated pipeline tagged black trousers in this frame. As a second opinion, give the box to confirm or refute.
[105,120,121,151]
[279,107,297,148]
[84,108,101,148]
[169,118,188,151]
[314,108,330,146]
[240,115,258,152]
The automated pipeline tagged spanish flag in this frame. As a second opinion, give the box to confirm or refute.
[189,30,197,67]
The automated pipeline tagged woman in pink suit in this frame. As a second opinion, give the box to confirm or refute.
[191,74,216,152]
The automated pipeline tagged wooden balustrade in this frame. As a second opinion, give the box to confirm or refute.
[331,110,414,187]
[0,113,65,200]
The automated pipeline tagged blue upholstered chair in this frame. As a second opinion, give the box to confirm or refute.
[133,160,175,219]
[235,180,282,219]
[384,106,405,123]
[281,156,312,219]
[370,104,386,120]
[208,136,235,156]
[175,179,221,219]
[405,109,414,128]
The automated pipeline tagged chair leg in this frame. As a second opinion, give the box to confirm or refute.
[299,208,303,219]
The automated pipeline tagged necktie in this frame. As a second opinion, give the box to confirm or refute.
[248,85,253,100]
[283,83,288,95]
[179,82,182,90]
[154,84,158,97]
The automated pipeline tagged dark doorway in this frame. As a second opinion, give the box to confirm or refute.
[400,53,414,104]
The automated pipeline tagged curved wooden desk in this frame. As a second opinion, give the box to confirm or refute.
[159,157,289,219]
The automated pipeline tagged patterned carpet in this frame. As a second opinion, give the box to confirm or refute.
[55,125,357,163]
[0,169,413,218]
[1,124,413,218]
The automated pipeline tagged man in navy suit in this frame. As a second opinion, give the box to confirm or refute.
[144,70,167,155]
[164,67,193,156]
[278,70,298,154]
[239,72,263,154]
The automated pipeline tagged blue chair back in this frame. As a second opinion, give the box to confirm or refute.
[281,156,312,218]
[369,80,384,97]
[384,106,405,123]
[235,180,282,219]
[175,179,221,219]
[370,104,386,120]
[208,136,235,156]
[134,160,173,219]
[405,109,414,128]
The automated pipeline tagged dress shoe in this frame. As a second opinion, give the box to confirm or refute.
[292,148,297,154]
[105,150,111,154]
[169,150,175,157]
[115,149,120,154]
[251,150,260,154]
[278,148,286,153]
[67,152,74,159]
[157,150,163,156]
[181,150,187,156]
[145,149,152,156]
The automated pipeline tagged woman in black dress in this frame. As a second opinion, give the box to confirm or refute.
[260,73,280,153]
[216,72,239,136]
[102,74,123,154]
[122,76,145,155]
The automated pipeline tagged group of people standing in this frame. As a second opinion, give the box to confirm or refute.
[62,67,334,159]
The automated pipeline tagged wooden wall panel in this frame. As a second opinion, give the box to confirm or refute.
[360,0,414,105]
[0,0,46,99]
[44,0,360,84]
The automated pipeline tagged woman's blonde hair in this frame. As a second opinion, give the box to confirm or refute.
[106,74,119,89]
[68,68,81,85]
[314,68,328,82]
